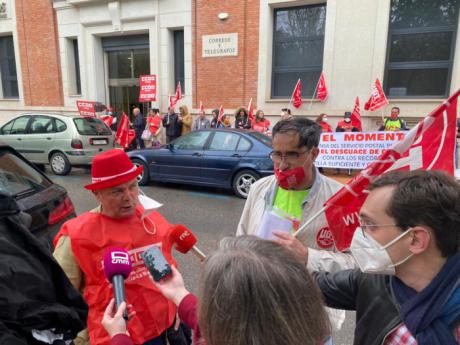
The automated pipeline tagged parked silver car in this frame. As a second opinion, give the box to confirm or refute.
[0,113,114,175]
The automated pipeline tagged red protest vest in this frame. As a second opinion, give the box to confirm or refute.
[336,120,354,132]
[55,207,176,345]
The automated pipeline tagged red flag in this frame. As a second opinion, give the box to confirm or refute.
[247,98,254,122]
[76,100,96,117]
[169,95,176,109]
[100,115,114,128]
[364,78,389,111]
[324,90,459,251]
[174,81,182,103]
[291,79,302,109]
[218,105,224,123]
[350,97,362,131]
[316,73,328,102]
[199,101,204,113]
[115,113,131,149]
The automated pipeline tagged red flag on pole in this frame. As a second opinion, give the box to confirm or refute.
[115,113,132,149]
[350,97,362,131]
[174,81,182,103]
[316,73,328,102]
[324,89,459,251]
[199,101,204,113]
[169,95,175,109]
[292,79,302,109]
[364,78,389,111]
[100,115,114,128]
[218,105,224,123]
[247,98,254,122]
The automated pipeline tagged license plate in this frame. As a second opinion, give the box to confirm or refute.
[91,139,108,145]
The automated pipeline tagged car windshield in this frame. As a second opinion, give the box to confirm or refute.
[0,150,51,197]
[73,117,112,136]
[247,131,272,147]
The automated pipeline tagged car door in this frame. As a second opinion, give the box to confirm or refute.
[22,115,56,164]
[156,130,211,182]
[0,116,32,154]
[201,131,251,184]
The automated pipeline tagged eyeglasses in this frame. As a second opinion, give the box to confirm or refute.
[269,150,309,164]
[358,216,398,237]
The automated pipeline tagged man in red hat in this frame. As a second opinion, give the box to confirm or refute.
[53,149,178,345]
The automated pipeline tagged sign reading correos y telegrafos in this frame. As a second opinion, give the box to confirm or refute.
[202,33,238,57]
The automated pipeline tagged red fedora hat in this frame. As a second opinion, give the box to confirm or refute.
[84,149,143,190]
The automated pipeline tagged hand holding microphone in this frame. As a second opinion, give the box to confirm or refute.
[169,224,206,261]
[103,248,132,320]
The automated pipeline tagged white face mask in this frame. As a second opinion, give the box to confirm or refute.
[323,117,328,122]
[138,193,162,219]
[138,193,163,235]
[344,118,351,123]
[350,227,414,275]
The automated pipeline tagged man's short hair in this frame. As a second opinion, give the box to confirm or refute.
[391,107,400,113]
[369,170,460,257]
[272,117,321,150]
[151,108,159,114]
[281,108,291,115]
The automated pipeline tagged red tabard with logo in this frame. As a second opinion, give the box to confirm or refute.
[54,207,176,345]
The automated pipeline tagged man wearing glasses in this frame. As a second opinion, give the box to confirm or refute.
[314,170,460,345]
[237,117,357,273]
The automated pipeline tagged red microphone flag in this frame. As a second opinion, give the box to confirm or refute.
[350,97,362,131]
[115,113,132,149]
[316,73,328,102]
[292,79,302,109]
[364,78,389,111]
[324,90,459,251]
[247,98,254,123]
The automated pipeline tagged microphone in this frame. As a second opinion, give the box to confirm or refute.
[103,248,132,319]
[169,224,206,261]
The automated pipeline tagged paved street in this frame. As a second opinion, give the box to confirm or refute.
[47,167,356,345]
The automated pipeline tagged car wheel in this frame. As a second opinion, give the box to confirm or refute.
[49,152,71,175]
[232,170,260,199]
[131,159,149,185]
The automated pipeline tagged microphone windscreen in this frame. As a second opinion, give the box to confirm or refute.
[170,224,197,254]
[103,248,132,281]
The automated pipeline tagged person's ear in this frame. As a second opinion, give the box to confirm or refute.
[408,227,431,254]
[92,190,102,204]
[310,147,319,161]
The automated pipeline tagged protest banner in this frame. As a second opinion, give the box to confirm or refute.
[139,75,157,102]
[316,131,407,169]
[76,100,96,117]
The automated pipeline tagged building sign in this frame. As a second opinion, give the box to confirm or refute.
[139,74,157,102]
[316,131,407,169]
[202,33,238,57]
[0,2,7,19]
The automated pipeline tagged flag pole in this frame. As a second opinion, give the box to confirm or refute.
[292,204,330,238]
[308,78,320,110]
[288,78,301,109]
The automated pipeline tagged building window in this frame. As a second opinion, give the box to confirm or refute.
[0,35,19,99]
[72,39,81,95]
[271,4,326,98]
[384,0,459,98]
[173,30,185,94]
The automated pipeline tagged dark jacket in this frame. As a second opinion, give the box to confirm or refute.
[163,113,182,138]
[235,115,251,129]
[314,269,403,345]
[0,193,88,344]
[133,113,145,134]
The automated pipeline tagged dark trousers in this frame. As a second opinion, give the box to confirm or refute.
[136,134,145,149]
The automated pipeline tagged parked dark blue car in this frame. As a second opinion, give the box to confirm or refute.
[128,129,274,198]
